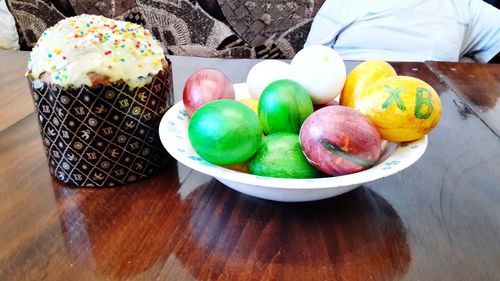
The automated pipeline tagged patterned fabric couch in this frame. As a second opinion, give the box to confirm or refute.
[6,0,325,59]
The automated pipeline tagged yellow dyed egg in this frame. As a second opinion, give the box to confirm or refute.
[238,98,259,113]
[340,60,397,108]
[354,76,442,142]
[222,162,249,173]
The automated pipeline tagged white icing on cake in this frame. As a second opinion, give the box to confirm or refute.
[26,14,166,89]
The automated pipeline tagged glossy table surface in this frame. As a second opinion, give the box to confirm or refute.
[425,61,500,137]
[1,51,499,281]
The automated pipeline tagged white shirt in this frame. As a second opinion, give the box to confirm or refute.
[0,0,19,51]
[305,0,500,62]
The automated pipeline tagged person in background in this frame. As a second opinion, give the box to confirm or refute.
[305,0,500,63]
[0,0,19,51]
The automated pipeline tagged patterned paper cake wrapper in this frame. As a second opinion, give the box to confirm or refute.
[29,64,174,187]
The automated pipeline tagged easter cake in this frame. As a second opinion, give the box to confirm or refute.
[27,14,174,186]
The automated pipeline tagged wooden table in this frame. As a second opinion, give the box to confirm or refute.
[425,61,500,137]
[1,51,499,281]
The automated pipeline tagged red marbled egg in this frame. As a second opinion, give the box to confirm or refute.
[183,69,235,116]
[299,106,382,176]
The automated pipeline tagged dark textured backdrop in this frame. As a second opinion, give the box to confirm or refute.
[6,0,325,58]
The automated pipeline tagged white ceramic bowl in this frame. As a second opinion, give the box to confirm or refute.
[159,83,427,202]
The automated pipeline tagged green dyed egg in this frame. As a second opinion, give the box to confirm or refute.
[258,79,314,135]
[248,132,320,178]
[188,100,262,165]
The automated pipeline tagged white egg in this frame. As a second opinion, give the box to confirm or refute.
[246,60,292,99]
[290,45,346,104]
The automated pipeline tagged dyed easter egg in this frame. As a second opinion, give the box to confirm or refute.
[249,132,320,178]
[340,60,397,108]
[354,76,442,142]
[290,45,346,104]
[238,98,259,113]
[183,68,235,116]
[300,106,382,176]
[188,100,262,165]
[246,60,292,99]
[258,79,314,135]
[222,163,249,173]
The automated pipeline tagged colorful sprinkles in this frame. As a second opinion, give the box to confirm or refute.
[26,14,165,89]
